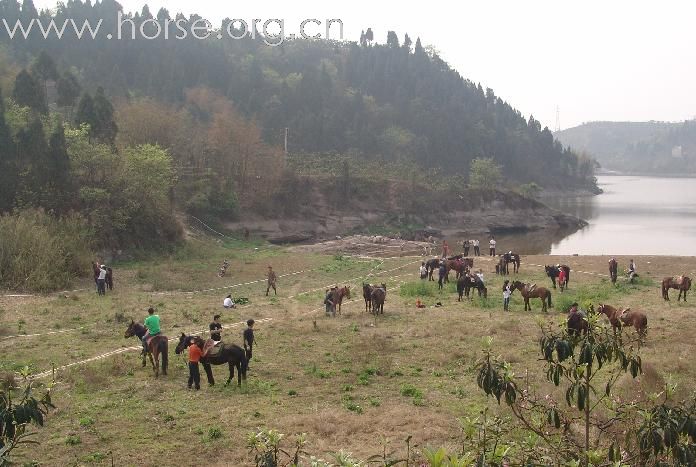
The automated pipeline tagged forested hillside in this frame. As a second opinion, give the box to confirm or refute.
[0,0,597,191]
[555,121,696,174]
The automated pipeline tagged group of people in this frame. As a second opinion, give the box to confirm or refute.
[608,258,638,284]
[457,237,498,257]
[93,262,113,296]
[138,306,256,391]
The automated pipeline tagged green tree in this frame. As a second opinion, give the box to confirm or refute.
[0,89,16,212]
[386,30,400,48]
[30,51,58,109]
[12,69,46,114]
[56,71,81,117]
[74,92,96,132]
[92,87,118,145]
[469,157,502,189]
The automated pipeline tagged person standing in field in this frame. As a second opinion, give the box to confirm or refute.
[243,319,255,365]
[266,266,277,296]
[503,280,512,311]
[187,339,202,390]
[463,239,470,257]
[419,262,428,280]
[442,240,449,258]
[489,237,496,256]
[473,239,480,256]
[97,265,107,296]
[438,261,447,290]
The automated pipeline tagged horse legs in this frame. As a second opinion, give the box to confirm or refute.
[202,362,215,386]
[226,361,234,385]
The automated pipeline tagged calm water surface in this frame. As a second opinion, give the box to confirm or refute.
[546,176,696,256]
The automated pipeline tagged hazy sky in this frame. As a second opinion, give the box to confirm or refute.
[34,0,696,129]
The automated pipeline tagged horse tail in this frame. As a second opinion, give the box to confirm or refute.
[160,339,168,374]
[240,348,248,378]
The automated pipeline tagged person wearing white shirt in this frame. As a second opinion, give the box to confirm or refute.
[503,280,512,311]
[223,294,236,308]
[489,237,496,256]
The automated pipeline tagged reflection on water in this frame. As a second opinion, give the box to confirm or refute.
[548,176,696,256]
[443,176,696,256]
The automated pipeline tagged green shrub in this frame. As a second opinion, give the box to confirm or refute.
[0,209,93,292]
[400,281,436,297]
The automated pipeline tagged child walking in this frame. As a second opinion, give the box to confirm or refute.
[187,340,202,390]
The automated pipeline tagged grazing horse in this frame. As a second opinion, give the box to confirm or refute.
[370,284,387,315]
[425,258,441,281]
[511,281,552,312]
[567,312,588,337]
[661,276,692,302]
[175,334,247,386]
[608,258,618,284]
[124,321,168,377]
[457,274,487,300]
[545,265,570,289]
[330,286,352,314]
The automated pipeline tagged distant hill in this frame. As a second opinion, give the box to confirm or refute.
[0,0,598,191]
[555,121,696,174]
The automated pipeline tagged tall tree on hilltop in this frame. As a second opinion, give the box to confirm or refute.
[56,71,81,118]
[387,30,400,48]
[0,90,17,212]
[403,33,412,50]
[30,51,58,109]
[414,37,424,55]
[365,28,374,45]
[13,69,47,113]
[92,87,118,145]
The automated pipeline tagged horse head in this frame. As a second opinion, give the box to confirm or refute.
[124,320,137,338]
[175,333,190,355]
[344,286,351,299]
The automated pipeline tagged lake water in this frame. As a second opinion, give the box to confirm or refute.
[545,176,696,256]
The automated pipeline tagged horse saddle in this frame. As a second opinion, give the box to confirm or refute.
[202,339,222,358]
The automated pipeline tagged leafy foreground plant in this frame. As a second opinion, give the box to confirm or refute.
[1,369,54,466]
[476,313,696,466]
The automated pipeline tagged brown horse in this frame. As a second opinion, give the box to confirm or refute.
[445,258,473,281]
[124,321,169,377]
[330,286,352,314]
[370,284,387,315]
[620,309,648,336]
[597,304,623,332]
[608,258,618,284]
[567,312,588,337]
[661,276,692,301]
[362,283,374,312]
[503,252,521,274]
[511,281,552,312]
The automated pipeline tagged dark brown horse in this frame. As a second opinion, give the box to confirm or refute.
[511,281,552,312]
[445,258,473,281]
[124,321,169,377]
[370,284,387,315]
[362,283,374,312]
[545,265,570,289]
[567,312,588,337]
[425,258,441,281]
[457,274,487,300]
[608,258,618,284]
[504,252,521,274]
[330,286,352,314]
[175,334,247,386]
[661,276,692,301]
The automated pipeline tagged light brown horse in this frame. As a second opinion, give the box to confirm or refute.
[511,281,552,312]
[598,304,648,336]
[330,286,352,314]
[444,257,473,282]
[661,276,692,302]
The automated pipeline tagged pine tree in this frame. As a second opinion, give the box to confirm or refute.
[414,37,424,55]
[0,90,17,212]
[92,87,118,144]
[31,51,58,109]
[365,28,374,45]
[74,92,96,137]
[56,71,81,117]
[403,33,412,50]
[13,69,47,113]
[387,31,400,48]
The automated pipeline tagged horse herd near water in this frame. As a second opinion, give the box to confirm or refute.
[119,248,692,381]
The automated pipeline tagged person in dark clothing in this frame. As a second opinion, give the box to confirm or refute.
[463,240,470,257]
[209,315,222,341]
[243,319,255,363]
[438,261,446,290]
[106,267,114,291]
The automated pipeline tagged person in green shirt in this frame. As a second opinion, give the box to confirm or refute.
[142,307,161,352]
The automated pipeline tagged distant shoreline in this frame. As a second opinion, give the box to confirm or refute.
[596,171,696,178]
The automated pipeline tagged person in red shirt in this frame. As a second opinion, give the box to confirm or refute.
[187,341,202,390]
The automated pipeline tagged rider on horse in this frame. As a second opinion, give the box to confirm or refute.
[142,307,161,353]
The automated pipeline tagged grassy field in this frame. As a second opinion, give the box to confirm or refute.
[1,236,695,466]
